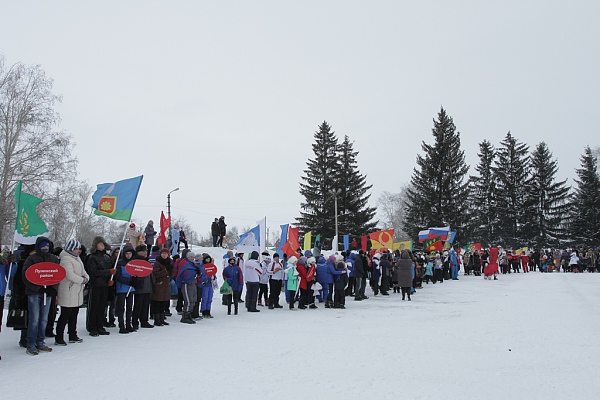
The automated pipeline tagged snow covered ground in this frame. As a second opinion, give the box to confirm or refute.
[2,248,599,400]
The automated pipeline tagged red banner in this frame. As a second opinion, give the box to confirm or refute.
[157,211,171,246]
[361,235,368,252]
[281,226,300,257]
[25,262,66,286]
[125,259,154,277]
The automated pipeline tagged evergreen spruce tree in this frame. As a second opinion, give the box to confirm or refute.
[522,142,571,247]
[569,146,600,247]
[297,121,341,244]
[492,132,530,247]
[336,135,377,238]
[468,140,497,245]
[403,107,470,242]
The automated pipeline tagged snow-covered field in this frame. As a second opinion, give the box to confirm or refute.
[2,247,599,400]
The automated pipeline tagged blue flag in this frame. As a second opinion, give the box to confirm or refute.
[92,175,143,221]
[343,235,350,251]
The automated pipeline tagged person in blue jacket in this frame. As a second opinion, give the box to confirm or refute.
[114,246,136,333]
[223,256,244,315]
[449,249,459,280]
[199,254,215,318]
[318,255,345,308]
[176,251,199,324]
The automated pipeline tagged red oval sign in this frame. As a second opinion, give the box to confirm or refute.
[203,263,217,277]
[25,262,66,286]
[125,259,154,277]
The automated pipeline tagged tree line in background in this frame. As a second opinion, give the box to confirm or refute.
[399,107,600,249]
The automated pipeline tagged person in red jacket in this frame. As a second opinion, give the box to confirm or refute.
[521,251,530,273]
[296,256,309,309]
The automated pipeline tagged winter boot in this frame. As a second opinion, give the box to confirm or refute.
[153,314,164,326]
[161,313,170,326]
[324,301,331,309]
[180,312,194,324]
[54,334,67,346]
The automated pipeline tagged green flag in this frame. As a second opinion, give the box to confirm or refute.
[14,181,49,244]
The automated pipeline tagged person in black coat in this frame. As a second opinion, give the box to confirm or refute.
[379,253,392,295]
[85,236,115,337]
[354,250,368,301]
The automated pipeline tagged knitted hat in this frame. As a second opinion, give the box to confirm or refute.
[159,248,170,255]
[308,257,316,265]
[187,251,196,259]
[38,240,50,249]
[328,255,336,263]
[297,256,307,266]
[135,245,147,253]
[64,239,81,252]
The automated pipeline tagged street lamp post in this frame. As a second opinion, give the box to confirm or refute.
[329,189,341,251]
[167,188,179,241]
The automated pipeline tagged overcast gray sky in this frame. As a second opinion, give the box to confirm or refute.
[2,1,599,240]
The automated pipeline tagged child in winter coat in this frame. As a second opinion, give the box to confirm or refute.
[285,256,299,310]
[423,260,434,284]
[114,246,136,333]
[199,254,217,318]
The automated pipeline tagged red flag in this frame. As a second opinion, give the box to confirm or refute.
[361,235,368,252]
[281,226,300,257]
[157,211,171,246]
[469,243,482,252]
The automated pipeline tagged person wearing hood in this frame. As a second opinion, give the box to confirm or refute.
[223,256,244,315]
[397,250,414,301]
[114,245,136,333]
[85,236,116,337]
[128,223,143,246]
[284,256,299,310]
[244,251,262,312]
[55,239,89,346]
[170,224,180,257]
[371,253,382,296]
[22,237,61,355]
[319,254,346,308]
[449,249,459,280]
[131,245,154,329]
[151,248,173,326]
[199,254,216,318]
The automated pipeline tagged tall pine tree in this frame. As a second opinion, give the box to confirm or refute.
[337,135,377,237]
[468,140,497,245]
[569,146,600,247]
[522,142,571,247]
[403,107,470,242]
[297,123,376,246]
[297,121,339,242]
[493,132,530,247]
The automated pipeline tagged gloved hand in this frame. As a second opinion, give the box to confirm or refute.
[46,287,57,297]
[129,277,140,289]
[82,276,89,284]
[38,287,46,294]
[109,268,117,275]
[108,280,114,286]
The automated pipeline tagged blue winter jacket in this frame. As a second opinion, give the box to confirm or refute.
[195,262,209,288]
[115,258,136,295]
[176,259,198,288]
[223,265,244,292]
[316,257,328,284]
[346,254,355,278]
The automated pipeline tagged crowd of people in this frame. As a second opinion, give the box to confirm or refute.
[1,221,599,360]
